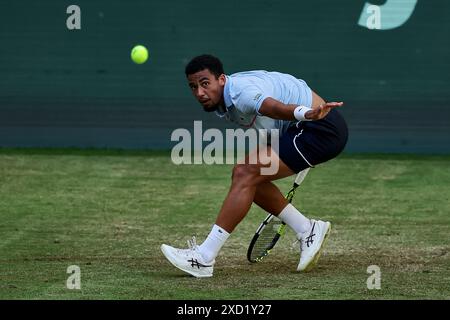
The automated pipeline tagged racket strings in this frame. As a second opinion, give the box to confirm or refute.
[248,169,309,263]
[250,218,284,260]
[250,185,299,261]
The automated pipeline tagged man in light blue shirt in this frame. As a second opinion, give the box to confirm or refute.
[218,70,313,136]
[161,54,348,278]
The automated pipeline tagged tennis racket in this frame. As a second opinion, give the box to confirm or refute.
[247,168,310,263]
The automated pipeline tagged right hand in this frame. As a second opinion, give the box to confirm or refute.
[305,102,344,120]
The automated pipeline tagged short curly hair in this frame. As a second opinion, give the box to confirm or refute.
[185,54,224,78]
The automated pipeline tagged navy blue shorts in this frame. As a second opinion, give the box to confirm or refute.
[277,109,348,173]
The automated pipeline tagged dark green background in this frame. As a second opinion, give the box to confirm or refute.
[0,0,449,153]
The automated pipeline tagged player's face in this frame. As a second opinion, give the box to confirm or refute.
[187,69,225,112]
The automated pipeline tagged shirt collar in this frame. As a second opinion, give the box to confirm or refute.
[216,75,232,117]
[223,75,233,108]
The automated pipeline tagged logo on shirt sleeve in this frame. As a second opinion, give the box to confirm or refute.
[253,93,262,101]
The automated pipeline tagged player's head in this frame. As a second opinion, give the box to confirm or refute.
[185,54,226,112]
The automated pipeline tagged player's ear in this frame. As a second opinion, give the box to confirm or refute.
[218,74,226,86]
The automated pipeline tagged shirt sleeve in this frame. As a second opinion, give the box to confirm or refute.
[232,85,269,115]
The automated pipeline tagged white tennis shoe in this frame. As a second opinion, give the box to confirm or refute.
[161,237,214,278]
[297,219,331,272]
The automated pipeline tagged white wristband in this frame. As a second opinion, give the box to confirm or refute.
[293,105,312,121]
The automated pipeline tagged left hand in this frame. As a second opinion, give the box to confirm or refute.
[305,102,344,120]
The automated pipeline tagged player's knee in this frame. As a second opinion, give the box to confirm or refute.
[231,164,259,186]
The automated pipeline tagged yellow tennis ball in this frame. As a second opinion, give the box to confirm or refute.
[131,45,148,64]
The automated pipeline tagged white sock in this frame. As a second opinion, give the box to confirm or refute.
[197,224,230,263]
[278,203,312,235]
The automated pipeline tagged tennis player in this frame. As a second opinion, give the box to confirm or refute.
[161,54,348,277]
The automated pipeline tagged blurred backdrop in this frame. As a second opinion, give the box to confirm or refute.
[0,0,449,153]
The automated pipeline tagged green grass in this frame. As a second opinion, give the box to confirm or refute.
[0,149,449,299]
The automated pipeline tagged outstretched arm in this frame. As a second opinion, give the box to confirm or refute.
[258,97,343,121]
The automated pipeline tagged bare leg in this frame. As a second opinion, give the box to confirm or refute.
[253,181,288,215]
[215,147,294,232]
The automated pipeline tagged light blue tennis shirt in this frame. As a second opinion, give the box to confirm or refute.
[216,70,313,136]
